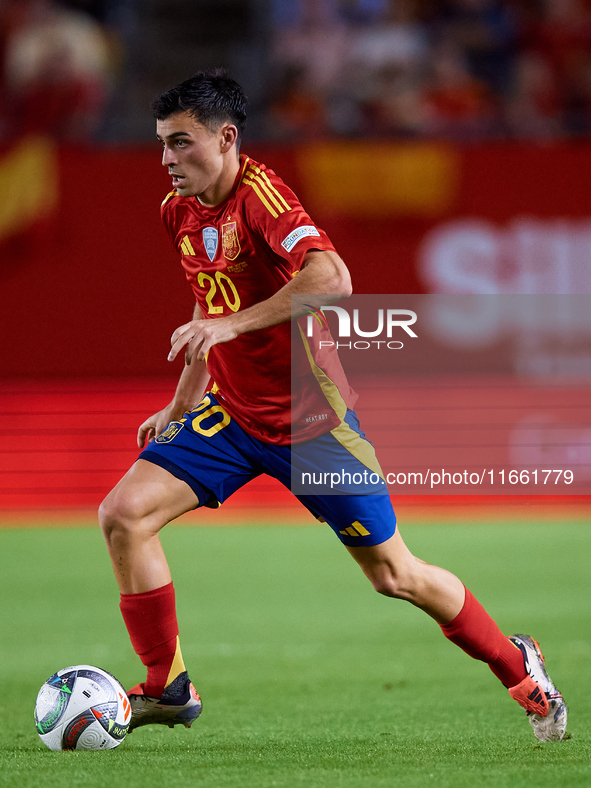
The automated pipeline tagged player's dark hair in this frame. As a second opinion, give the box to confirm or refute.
[152,68,247,148]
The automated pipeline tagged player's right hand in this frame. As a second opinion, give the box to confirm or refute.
[137,404,178,448]
[168,316,239,365]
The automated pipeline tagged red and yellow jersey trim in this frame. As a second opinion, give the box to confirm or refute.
[237,155,251,187]
[243,162,292,219]
[180,234,196,256]
[161,189,178,208]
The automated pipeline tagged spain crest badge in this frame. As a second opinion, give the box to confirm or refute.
[155,421,184,443]
[222,221,241,261]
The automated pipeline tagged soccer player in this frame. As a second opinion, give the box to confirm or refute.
[99,69,567,742]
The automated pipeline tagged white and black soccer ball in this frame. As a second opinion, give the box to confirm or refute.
[35,665,131,751]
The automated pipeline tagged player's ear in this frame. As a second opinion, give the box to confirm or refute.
[220,124,238,153]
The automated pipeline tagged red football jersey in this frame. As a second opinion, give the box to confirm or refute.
[161,154,357,444]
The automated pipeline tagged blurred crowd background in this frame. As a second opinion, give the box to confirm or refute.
[2,0,591,144]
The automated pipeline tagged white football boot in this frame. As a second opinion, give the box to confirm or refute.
[508,634,567,742]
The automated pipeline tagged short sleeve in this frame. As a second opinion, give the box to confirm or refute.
[243,162,336,267]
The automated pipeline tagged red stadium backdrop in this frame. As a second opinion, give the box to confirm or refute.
[1,138,590,517]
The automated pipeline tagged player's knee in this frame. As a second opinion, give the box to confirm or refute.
[371,575,405,599]
[98,493,123,545]
[367,565,418,601]
[98,487,150,544]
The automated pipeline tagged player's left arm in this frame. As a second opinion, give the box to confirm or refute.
[168,249,351,364]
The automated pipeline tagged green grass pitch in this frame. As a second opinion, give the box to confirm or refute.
[0,521,590,788]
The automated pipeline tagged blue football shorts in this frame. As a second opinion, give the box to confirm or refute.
[139,393,396,547]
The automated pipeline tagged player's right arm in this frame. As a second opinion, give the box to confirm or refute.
[137,303,210,448]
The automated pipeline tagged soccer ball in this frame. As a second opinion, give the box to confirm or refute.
[35,665,131,750]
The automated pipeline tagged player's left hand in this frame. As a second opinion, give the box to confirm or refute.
[168,317,239,364]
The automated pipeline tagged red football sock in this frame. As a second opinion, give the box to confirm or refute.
[440,588,527,688]
[119,582,185,697]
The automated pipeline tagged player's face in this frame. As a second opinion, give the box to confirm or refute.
[156,111,229,203]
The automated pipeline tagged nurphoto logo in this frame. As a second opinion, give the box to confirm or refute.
[306,305,418,350]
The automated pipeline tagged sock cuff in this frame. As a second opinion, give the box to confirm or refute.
[440,585,470,637]
[120,581,175,602]
[119,582,179,656]
[440,586,501,663]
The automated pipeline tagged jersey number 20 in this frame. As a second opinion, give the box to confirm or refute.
[198,271,241,314]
